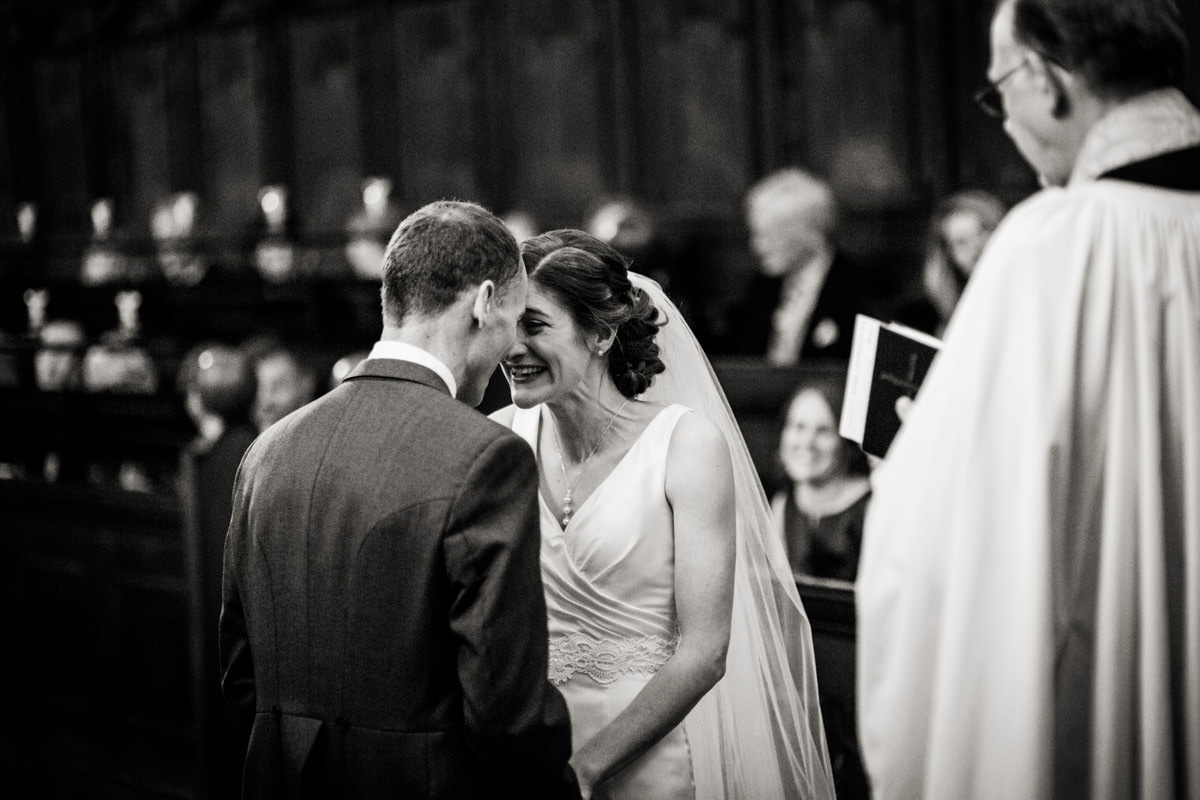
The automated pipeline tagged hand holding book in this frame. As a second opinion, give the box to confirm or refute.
[839,314,941,459]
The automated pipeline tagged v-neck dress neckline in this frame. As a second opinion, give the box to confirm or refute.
[536,403,676,533]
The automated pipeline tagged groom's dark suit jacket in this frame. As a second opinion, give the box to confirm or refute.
[220,358,579,799]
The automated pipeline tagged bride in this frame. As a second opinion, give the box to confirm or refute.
[490,229,835,799]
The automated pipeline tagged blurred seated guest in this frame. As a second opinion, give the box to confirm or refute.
[80,198,139,286]
[922,190,1007,335]
[23,287,48,337]
[82,290,158,395]
[244,339,318,433]
[152,191,208,287]
[180,343,259,469]
[80,293,160,489]
[35,319,87,392]
[22,319,87,482]
[177,342,257,800]
[252,185,298,284]
[584,195,674,292]
[734,168,875,364]
[773,376,871,583]
[177,341,259,599]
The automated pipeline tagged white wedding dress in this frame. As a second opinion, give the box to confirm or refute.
[505,272,835,800]
[512,402,695,799]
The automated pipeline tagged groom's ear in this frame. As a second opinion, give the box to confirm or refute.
[470,280,496,328]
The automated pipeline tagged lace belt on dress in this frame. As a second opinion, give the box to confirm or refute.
[548,632,678,686]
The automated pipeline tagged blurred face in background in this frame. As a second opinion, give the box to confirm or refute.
[749,209,825,278]
[35,320,86,391]
[254,352,314,432]
[942,210,991,276]
[779,389,847,486]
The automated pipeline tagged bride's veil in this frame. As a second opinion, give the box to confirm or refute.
[632,272,836,800]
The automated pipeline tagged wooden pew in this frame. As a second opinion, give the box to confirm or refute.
[0,388,201,797]
[713,358,870,799]
[1,357,869,799]
[1,479,199,797]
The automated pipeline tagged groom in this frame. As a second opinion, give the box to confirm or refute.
[220,200,580,798]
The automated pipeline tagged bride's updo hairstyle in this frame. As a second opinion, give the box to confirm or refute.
[521,229,666,398]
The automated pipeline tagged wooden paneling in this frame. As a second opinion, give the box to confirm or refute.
[289,10,363,241]
[5,0,1121,285]
[355,3,401,182]
[393,1,486,209]
[5,0,1200,261]
[31,56,89,240]
[503,0,613,226]
[636,0,754,215]
[197,27,264,243]
[0,69,14,239]
[781,0,916,206]
[110,42,173,240]
[940,0,1039,202]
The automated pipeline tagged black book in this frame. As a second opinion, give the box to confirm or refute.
[839,314,942,458]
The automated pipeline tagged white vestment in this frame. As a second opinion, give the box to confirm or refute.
[857,88,1200,800]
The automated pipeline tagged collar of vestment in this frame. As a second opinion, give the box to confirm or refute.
[1070,87,1200,187]
[366,340,457,398]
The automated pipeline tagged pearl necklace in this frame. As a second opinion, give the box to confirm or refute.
[549,398,630,526]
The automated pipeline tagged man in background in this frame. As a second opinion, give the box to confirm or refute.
[735,167,874,364]
[221,200,579,798]
[856,1,1200,798]
[244,343,317,434]
[178,343,258,800]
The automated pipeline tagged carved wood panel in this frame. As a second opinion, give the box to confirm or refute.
[289,10,364,239]
[109,42,173,239]
[499,0,614,226]
[197,27,264,242]
[635,0,754,216]
[393,1,485,209]
[31,56,89,238]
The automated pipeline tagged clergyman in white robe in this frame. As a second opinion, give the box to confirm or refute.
[857,86,1200,800]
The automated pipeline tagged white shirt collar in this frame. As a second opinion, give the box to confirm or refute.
[367,340,457,398]
[1070,88,1200,186]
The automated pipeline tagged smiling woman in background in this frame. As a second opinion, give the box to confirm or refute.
[921,189,1007,336]
[773,376,871,583]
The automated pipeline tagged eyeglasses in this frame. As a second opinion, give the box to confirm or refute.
[974,59,1029,119]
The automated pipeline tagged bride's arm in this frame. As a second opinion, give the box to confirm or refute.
[569,412,736,793]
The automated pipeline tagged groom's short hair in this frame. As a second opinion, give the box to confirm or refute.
[380,200,521,325]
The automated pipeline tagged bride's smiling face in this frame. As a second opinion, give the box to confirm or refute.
[502,281,596,408]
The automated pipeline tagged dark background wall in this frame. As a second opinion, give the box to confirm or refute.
[4,0,1196,351]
